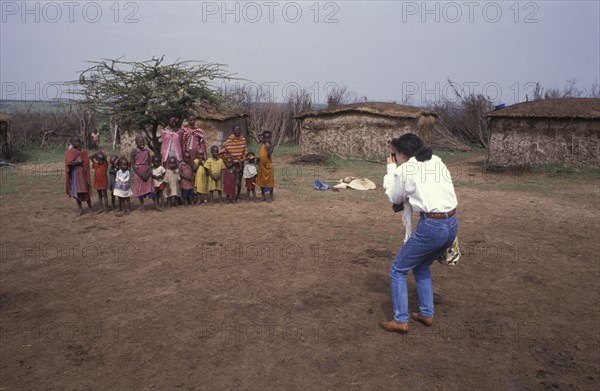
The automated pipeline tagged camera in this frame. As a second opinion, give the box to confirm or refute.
[392,203,404,213]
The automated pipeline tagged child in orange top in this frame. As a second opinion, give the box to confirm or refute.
[90,151,109,213]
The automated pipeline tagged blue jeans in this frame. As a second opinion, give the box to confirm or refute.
[390,216,458,323]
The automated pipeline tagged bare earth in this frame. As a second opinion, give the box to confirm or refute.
[0,152,599,390]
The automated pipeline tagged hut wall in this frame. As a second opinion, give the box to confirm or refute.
[299,113,434,158]
[197,117,248,148]
[487,118,600,168]
[119,131,138,156]
[116,117,248,157]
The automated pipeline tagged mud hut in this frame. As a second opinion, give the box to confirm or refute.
[191,102,248,147]
[487,98,600,168]
[295,102,437,158]
[0,113,12,160]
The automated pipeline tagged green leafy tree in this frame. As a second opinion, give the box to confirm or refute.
[71,56,233,155]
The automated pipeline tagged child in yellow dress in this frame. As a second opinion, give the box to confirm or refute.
[204,145,225,205]
[194,150,209,205]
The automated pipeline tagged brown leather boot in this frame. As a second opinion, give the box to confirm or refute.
[411,312,433,327]
[379,320,409,334]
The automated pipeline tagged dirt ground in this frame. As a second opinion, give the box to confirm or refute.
[0,151,599,390]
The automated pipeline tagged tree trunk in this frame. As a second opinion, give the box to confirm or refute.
[144,123,161,156]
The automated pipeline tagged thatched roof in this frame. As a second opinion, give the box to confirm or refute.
[296,102,438,120]
[0,113,13,122]
[193,101,247,122]
[487,98,600,119]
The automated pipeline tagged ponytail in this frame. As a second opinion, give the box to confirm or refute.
[415,147,433,162]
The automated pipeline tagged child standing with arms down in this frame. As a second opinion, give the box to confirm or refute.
[179,151,195,206]
[257,131,275,202]
[108,155,119,211]
[222,157,237,203]
[151,156,166,208]
[65,136,93,216]
[204,145,225,205]
[113,157,133,214]
[243,151,258,202]
[131,135,160,211]
[194,150,209,205]
[90,151,109,213]
[163,156,181,208]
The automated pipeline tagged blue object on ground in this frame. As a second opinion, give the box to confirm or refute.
[0,160,14,167]
[314,179,329,190]
[494,103,505,110]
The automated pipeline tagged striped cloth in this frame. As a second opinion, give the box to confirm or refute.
[220,135,248,163]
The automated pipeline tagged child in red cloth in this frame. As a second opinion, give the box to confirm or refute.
[90,151,109,213]
[223,156,237,203]
[65,136,93,216]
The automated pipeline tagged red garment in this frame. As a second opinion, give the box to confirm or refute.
[160,128,183,166]
[131,148,154,197]
[92,161,109,190]
[245,178,256,190]
[179,162,195,190]
[182,127,207,160]
[223,168,237,197]
[65,147,92,199]
[220,135,248,163]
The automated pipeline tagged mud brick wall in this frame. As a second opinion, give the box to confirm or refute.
[196,117,248,149]
[487,118,600,168]
[116,117,249,157]
[299,113,434,159]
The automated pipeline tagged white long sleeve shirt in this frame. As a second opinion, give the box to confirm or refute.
[383,155,458,213]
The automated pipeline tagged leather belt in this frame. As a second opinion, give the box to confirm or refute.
[420,209,457,219]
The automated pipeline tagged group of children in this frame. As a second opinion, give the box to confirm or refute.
[155,145,261,208]
[66,126,275,216]
[88,143,262,215]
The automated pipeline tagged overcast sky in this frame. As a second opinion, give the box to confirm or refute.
[1,0,599,104]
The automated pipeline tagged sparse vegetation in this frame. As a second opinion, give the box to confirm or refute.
[71,56,234,155]
[222,83,312,145]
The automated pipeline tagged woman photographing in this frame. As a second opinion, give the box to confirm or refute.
[380,133,458,334]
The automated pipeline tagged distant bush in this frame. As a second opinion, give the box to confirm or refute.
[429,79,600,149]
[222,84,312,146]
[3,102,96,151]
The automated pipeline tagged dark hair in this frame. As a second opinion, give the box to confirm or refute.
[390,133,432,162]
[117,157,129,167]
[151,155,161,163]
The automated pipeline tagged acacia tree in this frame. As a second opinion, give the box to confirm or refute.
[71,56,233,155]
